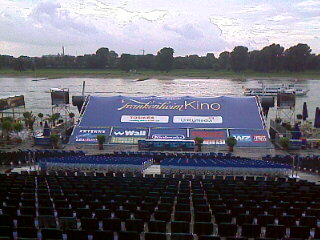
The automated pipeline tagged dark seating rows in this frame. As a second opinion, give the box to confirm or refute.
[0,173,320,240]
[263,154,320,172]
[0,150,85,165]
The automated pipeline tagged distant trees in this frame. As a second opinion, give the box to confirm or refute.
[218,51,231,70]
[1,43,320,72]
[12,57,26,71]
[284,43,311,72]
[137,54,156,69]
[156,47,174,72]
[119,54,136,72]
[95,48,118,68]
[230,46,249,72]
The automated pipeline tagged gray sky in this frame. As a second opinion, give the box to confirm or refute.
[1,0,320,57]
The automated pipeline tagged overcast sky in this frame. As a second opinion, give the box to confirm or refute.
[1,0,320,57]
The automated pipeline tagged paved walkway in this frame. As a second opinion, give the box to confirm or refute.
[295,171,320,184]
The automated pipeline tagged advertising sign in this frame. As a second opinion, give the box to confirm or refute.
[151,134,185,140]
[149,128,187,140]
[229,129,270,147]
[121,115,169,123]
[78,96,265,129]
[74,128,110,143]
[173,116,223,124]
[232,134,252,143]
[190,129,227,145]
[112,128,148,137]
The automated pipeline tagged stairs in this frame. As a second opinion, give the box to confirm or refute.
[143,164,161,175]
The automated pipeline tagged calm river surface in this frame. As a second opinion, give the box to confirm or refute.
[0,77,319,122]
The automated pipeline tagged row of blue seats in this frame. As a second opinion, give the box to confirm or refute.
[42,156,289,169]
[114,151,232,158]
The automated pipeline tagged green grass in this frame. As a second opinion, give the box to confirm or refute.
[1,68,320,79]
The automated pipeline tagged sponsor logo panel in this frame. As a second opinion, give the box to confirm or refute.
[117,99,221,111]
[151,134,185,140]
[232,134,252,142]
[191,131,225,139]
[113,130,147,137]
[253,135,267,142]
[203,139,226,145]
[173,116,223,124]
[75,129,107,142]
[121,115,169,123]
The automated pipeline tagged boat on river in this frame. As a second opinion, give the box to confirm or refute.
[244,84,309,96]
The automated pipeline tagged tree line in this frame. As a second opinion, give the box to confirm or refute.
[0,43,319,73]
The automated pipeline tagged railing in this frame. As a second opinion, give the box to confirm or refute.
[142,159,153,171]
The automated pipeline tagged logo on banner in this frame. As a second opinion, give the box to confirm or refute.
[152,134,185,140]
[121,115,169,123]
[117,99,221,111]
[253,135,267,142]
[204,139,225,145]
[233,135,252,142]
[113,130,147,137]
[76,129,106,142]
[173,116,223,124]
[79,130,106,134]
[191,131,225,138]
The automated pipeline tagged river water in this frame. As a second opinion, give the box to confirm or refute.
[0,77,319,123]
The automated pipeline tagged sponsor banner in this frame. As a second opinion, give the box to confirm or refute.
[121,115,169,123]
[190,130,226,139]
[149,128,187,140]
[151,134,185,140]
[190,129,227,145]
[203,139,226,145]
[253,135,267,142]
[117,97,221,111]
[229,129,270,147]
[112,128,148,137]
[233,134,252,142]
[74,128,110,143]
[173,116,223,124]
[79,96,265,129]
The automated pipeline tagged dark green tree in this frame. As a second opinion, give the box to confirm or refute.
[156,47,174,72]
[119,54,136,72]
[12,58,26,71]
[108,50,118,68]
[258,44,284,72]
[96,47,109,68]
[205,53,218,69]
[285,43,311,72]
[137,54,155,69]
[218,51,231,70]
[230,46,249,72]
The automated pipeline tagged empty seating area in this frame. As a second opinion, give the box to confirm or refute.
[0,150,85,165]
[263,154,320,173]
[1,172,320,240]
